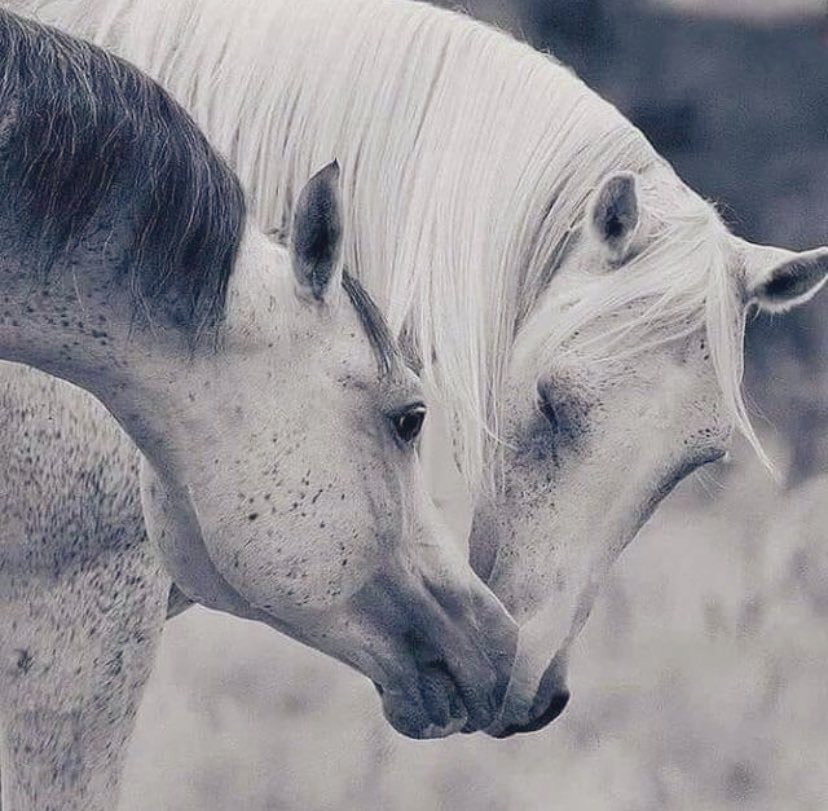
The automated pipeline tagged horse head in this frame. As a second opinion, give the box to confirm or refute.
[474,166,828,736]
[140,163,517,739]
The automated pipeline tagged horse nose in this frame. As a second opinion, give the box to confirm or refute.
[417,574,518,731]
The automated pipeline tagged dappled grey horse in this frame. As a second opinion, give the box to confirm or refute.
[25,0,828,738]
[0,11,517,810]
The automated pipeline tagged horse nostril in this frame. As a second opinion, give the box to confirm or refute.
[373,681,384,697]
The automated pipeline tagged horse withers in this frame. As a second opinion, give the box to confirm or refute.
[0,11,516,810]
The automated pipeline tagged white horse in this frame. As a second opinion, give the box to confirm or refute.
[0,11,518,810]
[13,0,828,738]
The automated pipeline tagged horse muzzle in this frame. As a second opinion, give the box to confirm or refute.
[485,651,571,738]
[364,571,518,739]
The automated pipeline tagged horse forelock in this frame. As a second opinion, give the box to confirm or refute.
[527,170,765,472]
[0,9,246,337]
[341,270,406,381]
[22,0,759,487]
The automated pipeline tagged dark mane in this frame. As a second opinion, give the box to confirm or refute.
[0,10,245,333]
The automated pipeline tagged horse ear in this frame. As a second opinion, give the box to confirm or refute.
[742,243,828,314]
[588,171,640,264]
[291,160,344,304]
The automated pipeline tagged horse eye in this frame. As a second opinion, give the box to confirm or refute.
[538,394,560,433]
[393,404,427,444]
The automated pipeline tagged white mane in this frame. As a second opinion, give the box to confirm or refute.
[25,0,761,488]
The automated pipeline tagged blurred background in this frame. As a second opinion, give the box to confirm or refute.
[119,2,828,809]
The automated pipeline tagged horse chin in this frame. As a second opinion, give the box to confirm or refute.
[382,707,470,740]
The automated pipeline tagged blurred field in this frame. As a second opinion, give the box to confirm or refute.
[656,0,824,19]
[119,440,828,810]
[119,2,828,809]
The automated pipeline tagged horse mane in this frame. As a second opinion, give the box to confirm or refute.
[24,0,762,487]
[0,9,245,335]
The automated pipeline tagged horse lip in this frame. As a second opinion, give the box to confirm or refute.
[373,662,480,738]
[488,686,571,738]
[418,662,470,730]
[485,650,570,737]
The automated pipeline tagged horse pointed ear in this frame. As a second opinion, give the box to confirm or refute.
[742,243,828,314]
[588,171,640,264]
[291,160,344,304]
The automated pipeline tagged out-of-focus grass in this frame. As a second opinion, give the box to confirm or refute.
[119,436,828,811]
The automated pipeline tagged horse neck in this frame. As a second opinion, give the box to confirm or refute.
[0,220,275,484]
